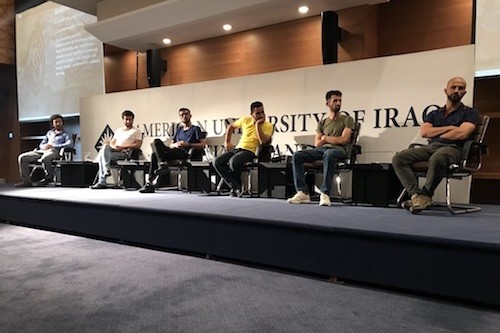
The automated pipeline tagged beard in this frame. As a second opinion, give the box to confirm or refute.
[447,92,462,103]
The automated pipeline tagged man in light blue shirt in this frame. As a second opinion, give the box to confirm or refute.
[15,114,73,187]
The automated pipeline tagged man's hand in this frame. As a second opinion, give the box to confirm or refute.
[255,118,265,125]
[225,142,234,151]
[41,143,54,150]
[172,140,190,149]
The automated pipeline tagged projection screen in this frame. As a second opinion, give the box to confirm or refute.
[16,1,104,122]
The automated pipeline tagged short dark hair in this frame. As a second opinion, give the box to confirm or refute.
[179,107,191,114]
[250,101,263,112]
[325,90,342,100]
[49,114,63,124]
[121,110,135,118]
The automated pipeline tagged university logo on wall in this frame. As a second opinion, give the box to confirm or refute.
[94,125,114,152]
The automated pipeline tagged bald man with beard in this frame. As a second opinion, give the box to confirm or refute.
[392,77,480,213]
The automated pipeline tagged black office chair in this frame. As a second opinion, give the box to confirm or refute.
[29,133,78,183]
[396,114,490,214]
[162,132,208,190]
[215,143,274,197]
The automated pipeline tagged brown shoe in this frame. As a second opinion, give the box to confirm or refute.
[411,194,432,213]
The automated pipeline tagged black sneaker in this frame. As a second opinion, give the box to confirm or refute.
[139,183,155,193]
[14,181,33,188]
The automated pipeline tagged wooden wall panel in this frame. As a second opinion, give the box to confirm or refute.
[105,0,474,92]
[377,0,472,57]
[473,77,500,180]
[239,17,322,76]
[164,33,243,85]
[0,0,15,65]
[0,64,20,182]
[161,16,322,86]
[474,77,500,117]
[0,1,17,182]
[104,51,141,93]
[338,5,378,62]
[471,179,500,204]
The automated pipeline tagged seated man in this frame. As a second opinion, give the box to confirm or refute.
[213,101,274,197]
[15,114,73,187]
[139,107,206,193]
[287,90,354,207]
[392,76,479,213]
[91,110,143,189]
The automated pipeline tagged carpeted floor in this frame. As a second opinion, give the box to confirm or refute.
[1,222,499,333]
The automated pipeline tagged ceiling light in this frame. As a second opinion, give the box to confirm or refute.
[162,38,172,45]
[223,24,232,31]
[298,6,309,14]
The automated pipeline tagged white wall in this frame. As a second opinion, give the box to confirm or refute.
[80,45,475,202]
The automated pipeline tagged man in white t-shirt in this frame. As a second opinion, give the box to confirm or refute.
[91,110,143,189]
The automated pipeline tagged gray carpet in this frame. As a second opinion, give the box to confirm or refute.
[1,222,499,333]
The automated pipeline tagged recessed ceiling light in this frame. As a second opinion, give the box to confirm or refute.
[298,6,309,14]
[162,38,172,45]
[223,24,232,31]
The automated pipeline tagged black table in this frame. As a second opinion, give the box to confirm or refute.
[259,162,294,199]
[116,160,150,189]
[351,163,402,207]
[56,161,99,187]
[187,161,220,192]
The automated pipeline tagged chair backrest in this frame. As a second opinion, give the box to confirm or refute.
[462,114,490,170]
[54,133,78,161]
[471,114,490,144]
[344,122,362,165]
[256,144,274,162]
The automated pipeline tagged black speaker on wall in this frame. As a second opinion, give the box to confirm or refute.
[321,11,342,65]
[147,49,167,87]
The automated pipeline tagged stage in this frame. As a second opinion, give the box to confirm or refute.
[0,184,499,307]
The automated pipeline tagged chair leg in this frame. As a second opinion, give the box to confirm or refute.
[336,175,341,198]
[177,169,183,191]
[396,188,407,207]
[432,178,482,214]
[216,178,228,195]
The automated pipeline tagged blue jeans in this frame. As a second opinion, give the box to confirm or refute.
[95,144,129,184]
[291,147,346,195]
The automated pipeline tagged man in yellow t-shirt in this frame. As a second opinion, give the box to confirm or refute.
[213,101,274,197]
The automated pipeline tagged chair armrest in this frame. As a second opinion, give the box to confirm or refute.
[299,144,315,150]
[187,147,205,162]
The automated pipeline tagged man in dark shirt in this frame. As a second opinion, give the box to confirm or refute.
[139,108,206,193]
[392,77,479,213]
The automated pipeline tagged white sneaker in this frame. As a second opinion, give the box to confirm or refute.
[287,191,311,204]
[319,193,331,206]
